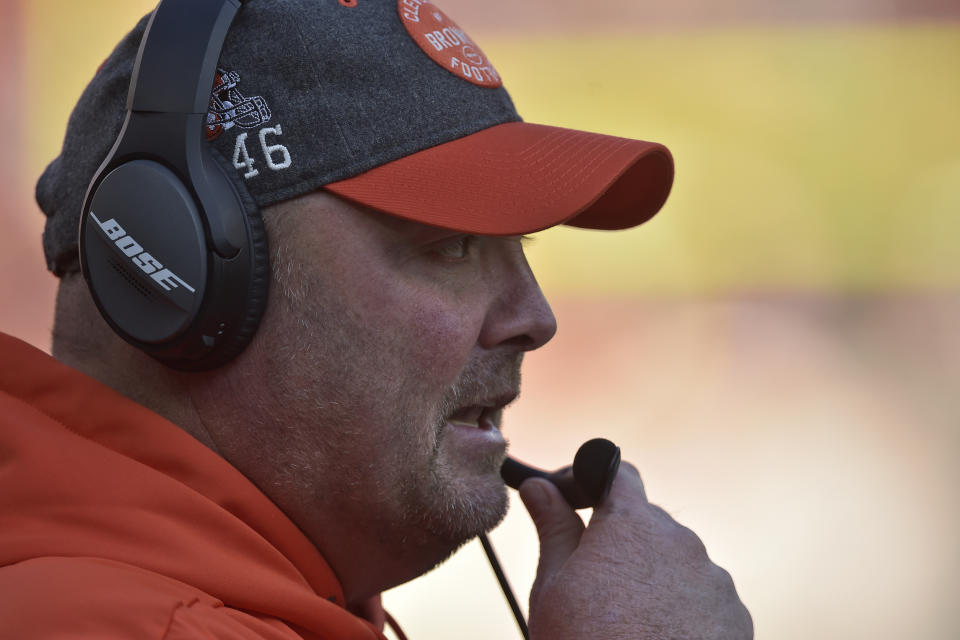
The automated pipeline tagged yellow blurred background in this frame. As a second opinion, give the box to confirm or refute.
[2,1,958,638]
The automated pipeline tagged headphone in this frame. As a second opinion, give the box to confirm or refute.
[78,0,266,371]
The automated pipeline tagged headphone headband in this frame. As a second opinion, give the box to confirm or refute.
[129,0,241,114]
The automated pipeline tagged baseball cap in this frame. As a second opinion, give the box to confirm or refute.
[37,0,674,277]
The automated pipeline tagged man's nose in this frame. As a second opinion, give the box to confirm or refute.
[477,250,558,352]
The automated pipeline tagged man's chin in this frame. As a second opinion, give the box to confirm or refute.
[386,465,509,583]
[420,472,509,543]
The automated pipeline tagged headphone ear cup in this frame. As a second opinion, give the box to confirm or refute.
[199,146,270,367]
[81,146,270,371]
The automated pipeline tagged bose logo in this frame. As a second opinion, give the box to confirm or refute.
[90,211,196,294]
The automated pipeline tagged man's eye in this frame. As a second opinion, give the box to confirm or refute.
[433,235,475,260]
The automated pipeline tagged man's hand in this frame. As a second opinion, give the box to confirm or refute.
[519,464,753,640]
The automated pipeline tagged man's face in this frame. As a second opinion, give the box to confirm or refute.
[205,191,556,591]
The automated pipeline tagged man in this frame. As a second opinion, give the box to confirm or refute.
[1,0,752,638]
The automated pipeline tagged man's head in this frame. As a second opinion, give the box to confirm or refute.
[38,0,673,605]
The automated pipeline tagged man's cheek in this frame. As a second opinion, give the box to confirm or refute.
[410,305,476,376]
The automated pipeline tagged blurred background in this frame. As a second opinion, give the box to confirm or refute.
[2,1,958,638]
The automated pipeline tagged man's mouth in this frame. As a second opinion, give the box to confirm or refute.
[446,393,517,431]
[448,406,496,431]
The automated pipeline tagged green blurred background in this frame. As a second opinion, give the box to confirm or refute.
[2,1,958,638]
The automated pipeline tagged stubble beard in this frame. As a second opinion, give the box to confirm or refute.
[396,354,522,555]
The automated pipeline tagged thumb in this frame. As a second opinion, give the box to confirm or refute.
[519,478,585,588]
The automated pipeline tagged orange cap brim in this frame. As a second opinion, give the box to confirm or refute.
[324,122,674,235]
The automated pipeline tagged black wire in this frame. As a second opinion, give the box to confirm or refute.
[479,532,530,640]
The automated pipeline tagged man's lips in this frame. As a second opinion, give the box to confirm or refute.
[448,406,497,431]
[446,393,517,431]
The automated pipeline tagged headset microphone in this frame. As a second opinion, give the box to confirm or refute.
[480,438,623,640]
[501,437,621,510]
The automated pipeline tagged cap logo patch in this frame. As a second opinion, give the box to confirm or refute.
[206,68,273,141]
[398,0,502,88]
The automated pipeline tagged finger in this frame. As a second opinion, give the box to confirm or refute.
[519,477,585,584]
[609,461,647,501]
[589,461,648,524]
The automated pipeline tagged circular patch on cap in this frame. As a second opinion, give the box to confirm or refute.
[398,0,502,88]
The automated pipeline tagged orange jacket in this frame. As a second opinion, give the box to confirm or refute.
[0,333,388,640]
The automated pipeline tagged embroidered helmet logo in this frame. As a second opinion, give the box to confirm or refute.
[206,68,273,141]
